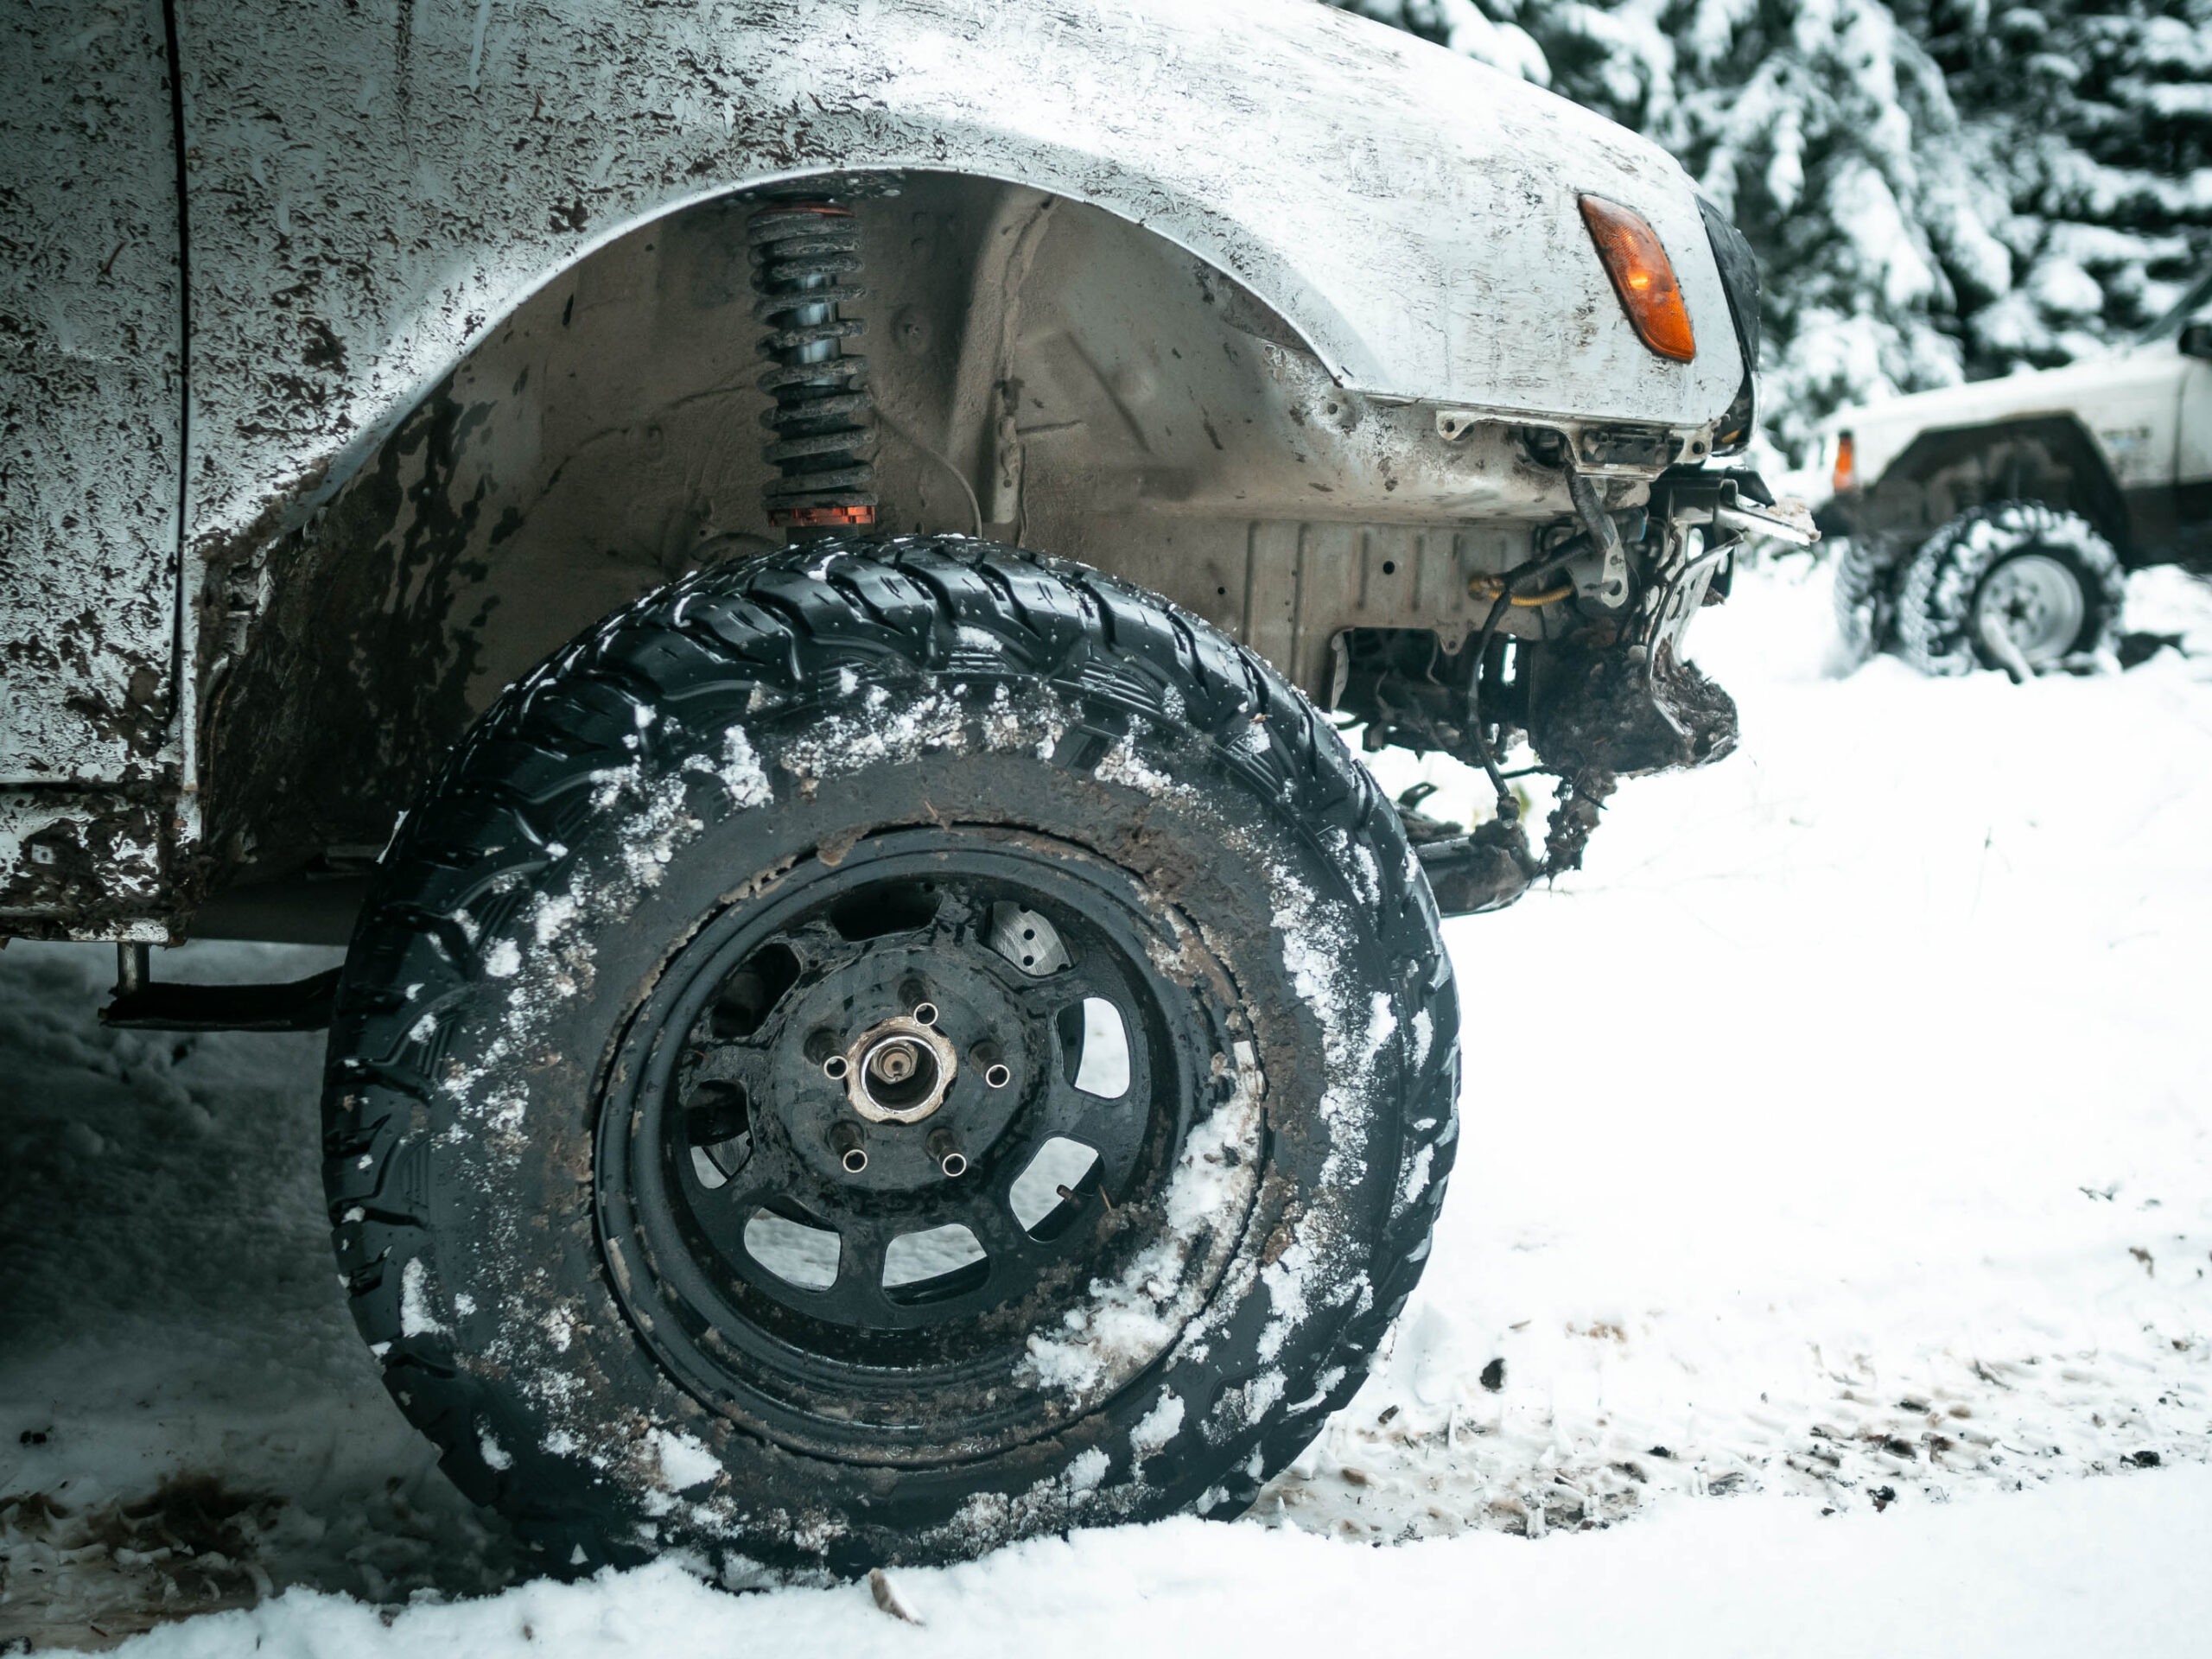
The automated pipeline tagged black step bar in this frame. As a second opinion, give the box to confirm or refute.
[99,944,340,1032]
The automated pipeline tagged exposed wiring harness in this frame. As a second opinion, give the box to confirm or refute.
[1465,543,1587,824]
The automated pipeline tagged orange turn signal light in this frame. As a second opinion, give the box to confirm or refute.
[1832,431,1857,493]
[1579,195,1696,364]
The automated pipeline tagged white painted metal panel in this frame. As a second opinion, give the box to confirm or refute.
[174,0,1743,566]
[0,0,182,785]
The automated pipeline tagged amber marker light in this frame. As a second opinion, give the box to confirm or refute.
[1833,430,1857,493]
[1578,195,1696,364]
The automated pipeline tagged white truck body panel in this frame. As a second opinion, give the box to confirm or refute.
[173,0,1742,568]
[1824,344,2197,494]
[0,0,182,787]
[3,0,1754,938]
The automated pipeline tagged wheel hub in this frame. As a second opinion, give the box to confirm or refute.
[1974,551,2085,667]
[766,941,1034,1195]
[843,1013,956,1124]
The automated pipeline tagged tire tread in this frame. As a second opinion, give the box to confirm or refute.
[322,536,1461,1554]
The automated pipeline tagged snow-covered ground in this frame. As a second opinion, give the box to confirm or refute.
[4,561,2210,1655]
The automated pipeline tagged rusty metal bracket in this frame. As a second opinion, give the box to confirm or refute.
[1414,817,1538,915]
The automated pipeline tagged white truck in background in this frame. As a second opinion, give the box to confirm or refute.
[1818,278,2212,677]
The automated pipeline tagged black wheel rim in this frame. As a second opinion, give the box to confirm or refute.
[594,827,1248,1463]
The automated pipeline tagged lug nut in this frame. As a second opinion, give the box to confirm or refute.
[928,1128,967,1179]
[984,1063,1011,1089]
[830,1121,868,1173]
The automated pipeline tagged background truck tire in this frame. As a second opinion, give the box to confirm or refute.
[1831,534,1910,664]
[320,537,1461,1575]
[1896,501,2126,677]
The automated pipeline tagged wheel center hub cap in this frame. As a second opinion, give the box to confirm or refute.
[1975,551,2085,665]
[845,1015,957,1123]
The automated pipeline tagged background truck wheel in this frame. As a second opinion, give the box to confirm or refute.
[1895,501,2126,677]
[321,537,1460,1575]
[1830,534,1910,663]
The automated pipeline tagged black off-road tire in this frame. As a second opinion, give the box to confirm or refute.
[321,537,1459,1575]
[1831,534,1909,664]
[1896,501,2126,677]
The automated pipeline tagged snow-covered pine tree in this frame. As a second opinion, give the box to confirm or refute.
[1927,0,2212,374]
[1658,0,2013,454]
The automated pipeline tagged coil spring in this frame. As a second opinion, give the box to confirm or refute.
[749,202,877,533]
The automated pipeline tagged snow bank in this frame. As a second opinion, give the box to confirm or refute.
[29,1470,2212,1657]
[1308,559,2212,1539]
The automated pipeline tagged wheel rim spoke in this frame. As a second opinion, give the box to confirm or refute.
[778,917,864,975]
[963,1182,1060,1267]
[683,1039,771,1092]
[690,1180,776,1263]
[1039,1078,1142,1183]
[817,1214,894,1321]
[1014,959,1112,1020]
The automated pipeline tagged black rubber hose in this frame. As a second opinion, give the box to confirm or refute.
[1467,584,1519,820]
[1465,540,1587,823]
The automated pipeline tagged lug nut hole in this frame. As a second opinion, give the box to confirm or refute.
[985,1063,1012,1089]
[823,1054,849,1080]
[830,1121,868,1173]
[927,1128,968,1179]
[912,1001,938,1027]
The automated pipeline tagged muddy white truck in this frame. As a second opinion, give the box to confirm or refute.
[1821,278,2212,676]
[3,0,1803,1574]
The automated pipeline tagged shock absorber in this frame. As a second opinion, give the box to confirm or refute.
[748,200,877,536]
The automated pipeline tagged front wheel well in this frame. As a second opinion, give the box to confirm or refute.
[191,172,1338,913]
[1863,416,2131,561]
